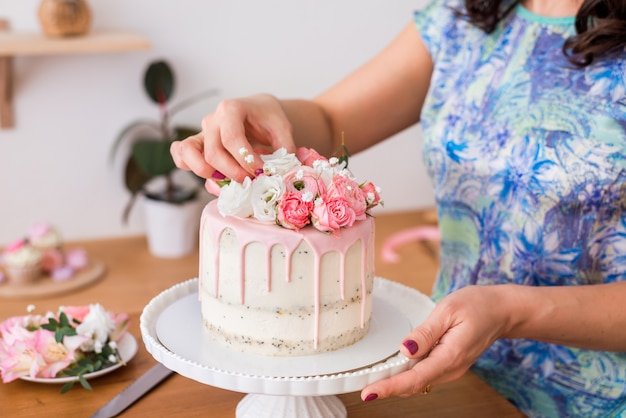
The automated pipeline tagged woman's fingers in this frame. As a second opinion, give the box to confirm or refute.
[204,178,222,196]
[171,94,298,187]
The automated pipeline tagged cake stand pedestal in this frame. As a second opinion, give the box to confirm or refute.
[140,277,435,418]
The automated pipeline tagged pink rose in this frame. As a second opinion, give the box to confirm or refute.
[327,174,367,220]
[296,147,327,167]
[282,166,325,198]
[277,193,313,230]
[360,181,381,209]
[311,195,356,233]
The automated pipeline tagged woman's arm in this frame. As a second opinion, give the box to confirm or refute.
[283,21,433,157]
[504,281,626,350]
[171,21,433,185]
[361,281,626,400]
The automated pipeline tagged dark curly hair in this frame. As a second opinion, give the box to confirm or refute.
[460,0,626,67]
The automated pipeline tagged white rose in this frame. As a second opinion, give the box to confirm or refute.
[250,175,285,222]
[76,304,114,353]
[217,176,254,218]
[261,148,301,176]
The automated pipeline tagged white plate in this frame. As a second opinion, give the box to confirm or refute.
[141,277,435,396]
[156,292,411,378]
[20,333,138,384]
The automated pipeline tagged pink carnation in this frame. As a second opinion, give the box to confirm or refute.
[296,147,327,167]
[277,193,313,230]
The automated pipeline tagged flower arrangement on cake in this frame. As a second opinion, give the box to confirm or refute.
[0,303,129,393]
[0,222,89,285]
[215,146,382,233]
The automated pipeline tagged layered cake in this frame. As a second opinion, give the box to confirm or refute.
[199,147,382,356]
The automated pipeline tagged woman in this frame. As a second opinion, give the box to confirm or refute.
[171,0,626,416]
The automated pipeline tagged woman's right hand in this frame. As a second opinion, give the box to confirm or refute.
[170,93,297,195]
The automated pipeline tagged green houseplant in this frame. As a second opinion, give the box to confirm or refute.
[110,60,218,257]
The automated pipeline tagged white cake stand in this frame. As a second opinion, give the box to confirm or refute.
[140,277,435,418]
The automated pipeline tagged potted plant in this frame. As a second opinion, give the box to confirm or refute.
[110,60,218,258]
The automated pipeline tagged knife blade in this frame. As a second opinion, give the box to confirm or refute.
[90,363,174,418]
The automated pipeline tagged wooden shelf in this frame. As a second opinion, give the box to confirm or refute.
[0,24,150,129]
[0,29,150,56]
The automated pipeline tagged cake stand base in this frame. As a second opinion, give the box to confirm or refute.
[236,394,346,418]
[141,277,436,418]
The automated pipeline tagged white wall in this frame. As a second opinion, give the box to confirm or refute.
[0,0,434,246]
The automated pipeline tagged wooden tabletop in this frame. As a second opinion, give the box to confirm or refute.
[0,210,525,417]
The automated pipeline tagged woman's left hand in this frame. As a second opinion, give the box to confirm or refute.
[361,285,512,400]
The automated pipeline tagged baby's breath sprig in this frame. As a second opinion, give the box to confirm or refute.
[239,147,256,172]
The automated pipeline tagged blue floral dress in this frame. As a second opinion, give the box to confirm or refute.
[414,1,626,416]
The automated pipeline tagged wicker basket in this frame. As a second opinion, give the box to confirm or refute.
[38,0,92,37]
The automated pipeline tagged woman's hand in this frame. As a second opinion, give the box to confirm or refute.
[170,94,297,195]
[361,285,512,400]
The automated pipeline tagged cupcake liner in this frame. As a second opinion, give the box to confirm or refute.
[5,265,43,286]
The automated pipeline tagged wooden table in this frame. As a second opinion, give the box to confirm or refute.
[0,211,525,417]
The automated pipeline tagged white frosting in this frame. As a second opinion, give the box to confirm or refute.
[4,245,42,267]
[199,200,375,356]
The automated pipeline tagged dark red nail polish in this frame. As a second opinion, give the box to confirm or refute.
[403,339,419,355]
[212,170,226,180]
[364,393,378,402]
[254,168,264,176]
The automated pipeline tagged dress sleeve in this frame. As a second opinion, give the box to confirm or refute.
[414,0,466,63]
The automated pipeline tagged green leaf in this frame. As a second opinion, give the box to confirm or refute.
[144,61,174,104]
[60,381,74,394]
[173,125,199,141]
[131,140,177,177]
[124,158,152,194]
[42,313,77,343]
[109,119,161,164]
[79,376,93,391]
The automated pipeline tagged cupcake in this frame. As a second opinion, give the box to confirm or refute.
[28,222,62,250]
[28,222,68,275]
[2,239,43,285]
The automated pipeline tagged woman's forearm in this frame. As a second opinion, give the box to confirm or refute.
[279,98,336,156]
[501,281,626,351]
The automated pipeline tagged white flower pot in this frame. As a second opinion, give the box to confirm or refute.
[143,197,204,258]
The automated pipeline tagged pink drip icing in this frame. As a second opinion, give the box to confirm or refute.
[201,201,373,350]
[199,210,205,302]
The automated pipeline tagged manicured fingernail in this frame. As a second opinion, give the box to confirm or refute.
[403,339,419,355]
[254,168,264,176]
[364,393,378,402]
[212,170,226,180]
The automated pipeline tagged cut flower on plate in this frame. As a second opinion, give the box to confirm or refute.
[0,303,130,393]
